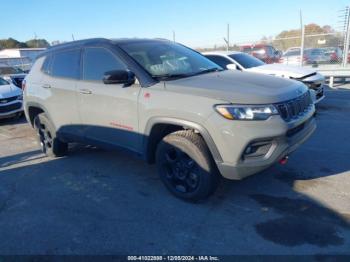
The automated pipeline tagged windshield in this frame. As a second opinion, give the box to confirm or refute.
[119,41,222,79]
[0,66,24,75]
[0,77,10,85]
[229,53,265,69]
[284,50,301,57]
[310,49,324,55]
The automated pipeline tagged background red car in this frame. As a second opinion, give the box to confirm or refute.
[240,44,281,64]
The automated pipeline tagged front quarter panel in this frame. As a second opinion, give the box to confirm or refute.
[138,82,225,158]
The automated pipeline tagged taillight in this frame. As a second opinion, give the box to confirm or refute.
[279,57,284,63]
[22,79,26,90]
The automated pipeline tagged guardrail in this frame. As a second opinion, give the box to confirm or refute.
[315,67,350,88]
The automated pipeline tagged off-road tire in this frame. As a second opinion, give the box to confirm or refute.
[156,130,220,201]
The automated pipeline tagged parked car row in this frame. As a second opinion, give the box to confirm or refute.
[23,38,317,200]
[0,64,27,119]
[240,44,350,65]
[281,48,332,65]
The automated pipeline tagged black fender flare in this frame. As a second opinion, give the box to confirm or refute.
[143,117,223,163]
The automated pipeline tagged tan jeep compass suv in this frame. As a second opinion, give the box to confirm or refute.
[24,38,316,200]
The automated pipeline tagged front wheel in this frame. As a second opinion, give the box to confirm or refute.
[156,130,220,201]
[33,113,68,157]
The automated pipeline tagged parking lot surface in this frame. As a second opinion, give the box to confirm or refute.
[0,88,350,255]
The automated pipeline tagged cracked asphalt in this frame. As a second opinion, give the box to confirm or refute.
[0,87,349,255]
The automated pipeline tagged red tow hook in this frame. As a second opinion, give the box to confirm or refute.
[279,156,289,165]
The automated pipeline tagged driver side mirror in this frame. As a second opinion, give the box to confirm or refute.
[226,64,239,70]
[103,70,136,86]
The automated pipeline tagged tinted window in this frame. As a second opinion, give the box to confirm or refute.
[205,55,232,69]
[268,46,276,55]
[229,53,265,69]
[51,49,81,79]
[83,48,126,81]
[41,55,52,75]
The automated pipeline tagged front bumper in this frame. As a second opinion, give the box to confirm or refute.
[0,100,23,119]
[314,85,325,103]
[299,74,326,104]
[206,106,316,180]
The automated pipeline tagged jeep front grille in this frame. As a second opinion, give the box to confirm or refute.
[275,91,313,122]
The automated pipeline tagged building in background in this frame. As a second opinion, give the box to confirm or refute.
[0,48,46,72]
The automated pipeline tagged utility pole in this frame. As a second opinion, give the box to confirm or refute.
[223,23,230,51]
[300,10,305,67]
[343,6,350,67]
[72,34,75,41]
[227,23,230,51]
[172,30,176,42]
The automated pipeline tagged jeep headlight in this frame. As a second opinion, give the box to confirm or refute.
[215,104,279,120]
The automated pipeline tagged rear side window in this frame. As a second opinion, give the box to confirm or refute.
[205,55,231,69]
[83,48,126,81]
[51,49,81,79]
[41,55,52,75]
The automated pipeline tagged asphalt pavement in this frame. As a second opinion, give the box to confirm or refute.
[0,88,349,255]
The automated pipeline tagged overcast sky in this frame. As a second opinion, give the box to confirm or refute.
[2,0,349,48]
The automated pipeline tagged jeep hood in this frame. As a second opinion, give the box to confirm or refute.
[164,70,307,104]
[245,64,317,79]
[0,84,22,99]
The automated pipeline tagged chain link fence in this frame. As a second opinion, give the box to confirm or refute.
[194,8,350,71]
[195,31,348,69]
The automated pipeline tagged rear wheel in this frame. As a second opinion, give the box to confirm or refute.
[156,130,220,201]
[33,113,68,157]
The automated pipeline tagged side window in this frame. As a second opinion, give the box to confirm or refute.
[51,49,81,79]
[83,48,126,81]
[41,55,52,75]
[205,55,231,69]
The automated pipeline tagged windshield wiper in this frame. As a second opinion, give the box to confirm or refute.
[151,73,190,80]
[152,68,222,80]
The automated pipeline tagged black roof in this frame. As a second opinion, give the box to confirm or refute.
[39,38,171,58]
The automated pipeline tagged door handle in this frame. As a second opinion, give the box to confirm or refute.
[42,84,51,89]
[79,89,92,94]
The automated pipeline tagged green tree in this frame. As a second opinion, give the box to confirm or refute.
[272,24,342,51]
[0,38,28,49]
[25,39,50,48]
